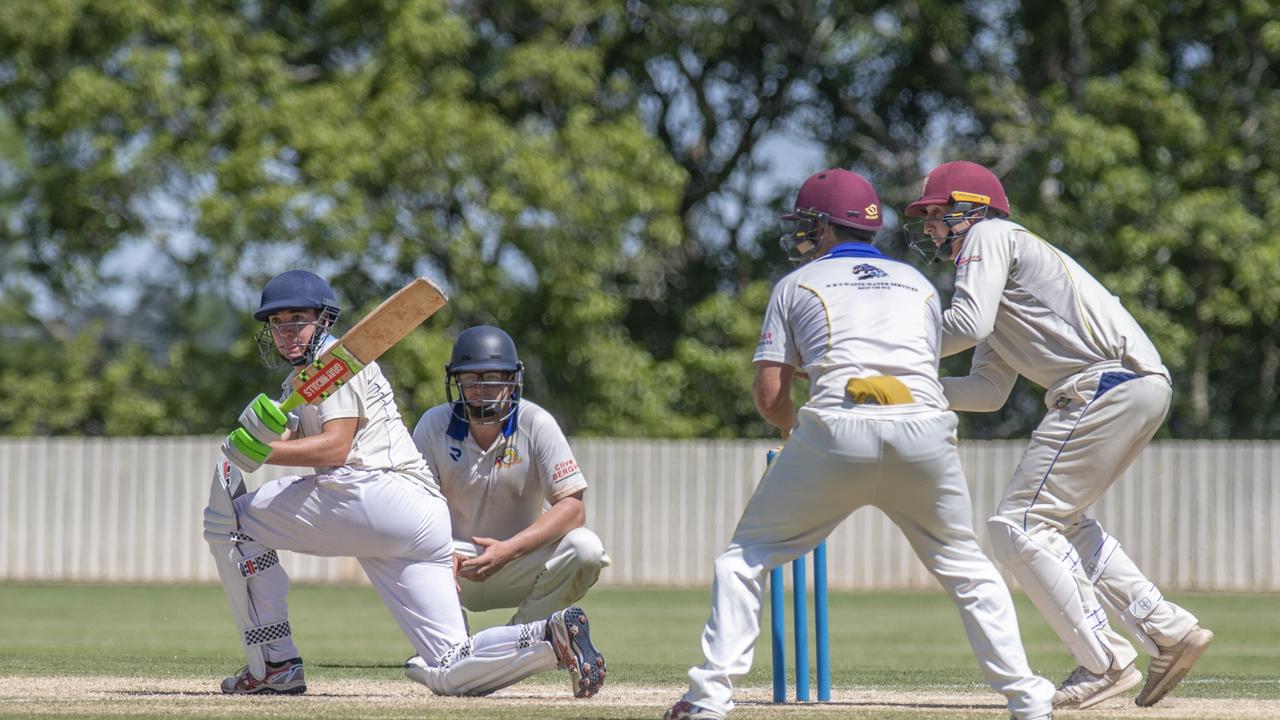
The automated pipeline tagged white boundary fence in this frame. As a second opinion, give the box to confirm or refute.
[2,437,1278,590]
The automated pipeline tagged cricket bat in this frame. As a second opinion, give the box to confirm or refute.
[279,276,448,412]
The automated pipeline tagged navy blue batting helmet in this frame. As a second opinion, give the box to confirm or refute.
[253,270,341,368]
[446,326,524,425]
[446,325,522,374]
[254,270,341,322]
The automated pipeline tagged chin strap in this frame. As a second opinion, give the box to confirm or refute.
[465,403,504,424]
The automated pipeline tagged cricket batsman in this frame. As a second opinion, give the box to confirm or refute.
[904,161,1213,709]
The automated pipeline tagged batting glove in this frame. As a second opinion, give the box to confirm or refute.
[238,393,289,445]
[222,427,272,474]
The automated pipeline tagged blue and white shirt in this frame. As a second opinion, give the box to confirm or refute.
[754,243,948,411]
[411,399,587,543]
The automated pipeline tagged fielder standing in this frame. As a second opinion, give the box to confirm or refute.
[204,270,605,698]
[664,169,1054,720]
[904,161,1213,709]
[411,325,608,626]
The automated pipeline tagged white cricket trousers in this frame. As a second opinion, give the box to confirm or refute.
[995,364,1198,668]
[454,527,608,624]
[683,405,1054,720]
[234,468,468,663]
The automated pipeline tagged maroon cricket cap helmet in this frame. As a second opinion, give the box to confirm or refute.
[782,168,883,232]
[904,161,1011,217]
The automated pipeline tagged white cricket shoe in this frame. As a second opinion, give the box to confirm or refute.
[663,699,726,720]
[546,606,606,698]
[220,657,306,694]
[1052,662,1140,709]
[1135,624,1214,706]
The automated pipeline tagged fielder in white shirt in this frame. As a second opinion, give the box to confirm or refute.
[205,271,605,699]
[905,161,1213,710]
[412,325,608,626]
[665,169,1054,720]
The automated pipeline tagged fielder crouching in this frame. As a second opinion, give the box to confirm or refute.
[411,325,609,632]
[203,270,605,698]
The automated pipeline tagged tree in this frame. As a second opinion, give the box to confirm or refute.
[2,0,1277,439]
[0,0,690,436]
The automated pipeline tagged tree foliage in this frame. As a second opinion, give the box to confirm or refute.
[0,0,1276,438]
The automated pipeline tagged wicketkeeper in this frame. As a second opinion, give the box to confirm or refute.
[904,161,1213,709]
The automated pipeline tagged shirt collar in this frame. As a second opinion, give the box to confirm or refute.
[817,242,885,261]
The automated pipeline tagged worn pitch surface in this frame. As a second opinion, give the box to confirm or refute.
[2,677,1278,719]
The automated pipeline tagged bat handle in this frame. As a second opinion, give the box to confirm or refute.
[279,393,304,413]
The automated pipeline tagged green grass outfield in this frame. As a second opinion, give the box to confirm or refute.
[1,583,1277,719]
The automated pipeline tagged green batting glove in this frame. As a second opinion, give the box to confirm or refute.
[238,393,289,444]
[222,427,272,474]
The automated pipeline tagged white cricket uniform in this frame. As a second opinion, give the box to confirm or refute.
[679,243,1053,720]
[940,218,1199,668]
[412,399,607,624]
[226,337,561,694]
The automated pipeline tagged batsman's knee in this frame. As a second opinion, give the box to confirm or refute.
[203,505,238,545]
[404,653,448,694]
[405,640,478,696]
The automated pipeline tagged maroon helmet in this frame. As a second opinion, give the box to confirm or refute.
[904,160,1010,217]
[780,168,883,262]
[903,161,1010,263]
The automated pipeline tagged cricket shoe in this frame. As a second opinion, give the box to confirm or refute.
[546,606,606,698]
[221,657,306,694]
[663,699,726,720]
[1135,625,1214,707]
[1052,661,1140,709]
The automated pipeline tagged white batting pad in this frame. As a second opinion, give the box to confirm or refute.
[1114,583,1163,655]
[988,517,1112,673]
[204,456,286,680]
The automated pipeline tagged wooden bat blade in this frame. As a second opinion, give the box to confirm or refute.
[280,277,447,411]
[339,277,447,365]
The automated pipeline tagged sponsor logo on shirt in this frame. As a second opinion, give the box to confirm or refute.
[497,446,524,467]
[758,330,774,346]
[551,459,580,482]
[449,446,462,461]
[851,263,888,280]
[956,254,982,266]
